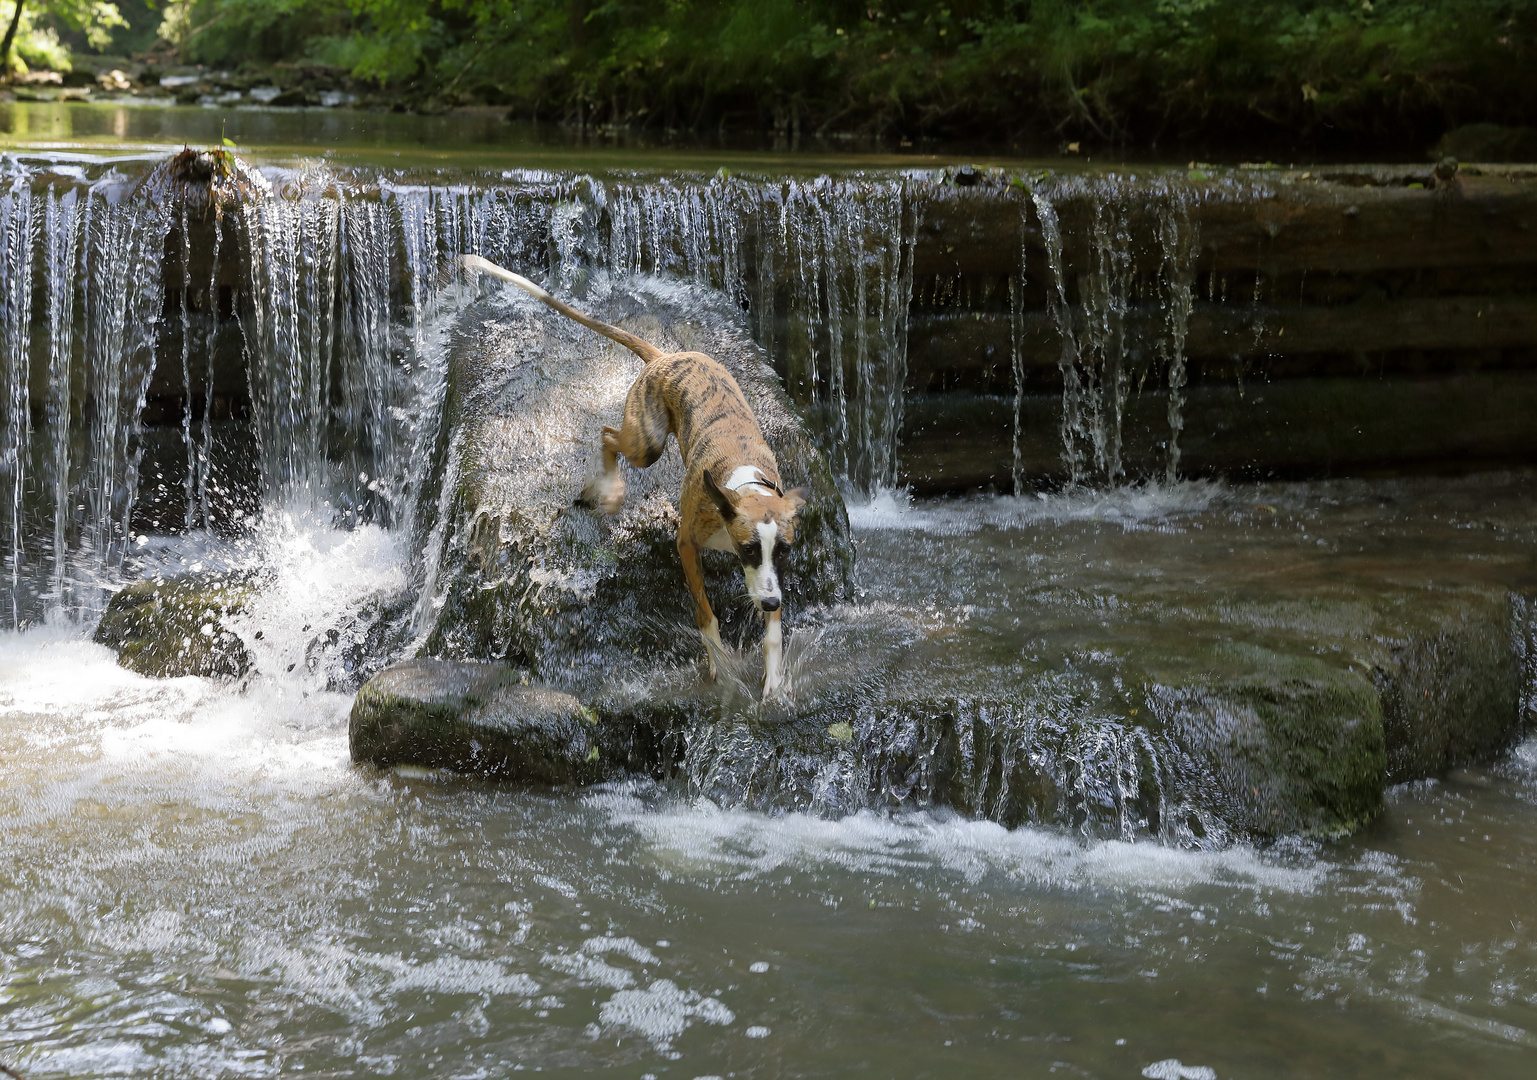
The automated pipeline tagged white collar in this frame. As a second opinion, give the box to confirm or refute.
[722,464,779,495]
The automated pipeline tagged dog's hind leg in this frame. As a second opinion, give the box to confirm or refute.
[582,371,671,514]
[677,535,723,681]
[580,425,629,514]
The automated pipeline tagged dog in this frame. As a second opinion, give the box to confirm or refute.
[461,256,808,697]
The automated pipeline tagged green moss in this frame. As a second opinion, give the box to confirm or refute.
[93,572,259,680]
[1367,587,1524,781]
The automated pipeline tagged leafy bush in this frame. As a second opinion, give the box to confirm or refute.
[96,1,1537,149]
[3,0,127,73]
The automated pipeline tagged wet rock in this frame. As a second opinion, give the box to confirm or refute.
[574,550,1532,842]
[1368,588,1525,782]
[304,590,418,693]
[133,148,272,219]
[421,276,853,695]
[1134,643,1387,839]
[269,88,317,108]
[349,659,600,784]
[94,572,258,679]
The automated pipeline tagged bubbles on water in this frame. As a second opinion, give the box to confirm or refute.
[588,782,1326,897]
[597,978,734,1053]
[1142,1060,1217,1080]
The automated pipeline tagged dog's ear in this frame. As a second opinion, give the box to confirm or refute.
[783,487,809,515]
[702,470,738,520]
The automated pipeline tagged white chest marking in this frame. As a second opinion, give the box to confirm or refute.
[724,464,776,495]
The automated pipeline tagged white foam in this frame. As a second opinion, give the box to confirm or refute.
[0,514,410,821]
[598,978,734,1050]
[588,784,1326,896]
[1143,1060,1217,1080]
[582,935,660,965]
[543,952,638,990]
[231,510,407,690]
[372,955,541,998]
[846,481,1227,535]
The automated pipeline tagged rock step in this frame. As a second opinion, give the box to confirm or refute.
[349,584,1535,841]
[349,659,600,786]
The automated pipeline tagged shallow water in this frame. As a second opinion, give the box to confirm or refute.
[3,477,1536,1078]
[0,101,1016,171]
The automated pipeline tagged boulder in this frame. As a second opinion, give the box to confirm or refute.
[568,551,1532,843]
[418,275,853,696]
[349,658,600,785]
[1366,588,1525,782]
[93,572,257,679]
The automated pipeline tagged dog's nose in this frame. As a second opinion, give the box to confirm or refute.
[760,596,781,612]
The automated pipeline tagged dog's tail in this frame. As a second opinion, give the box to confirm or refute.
[459,254,663,364]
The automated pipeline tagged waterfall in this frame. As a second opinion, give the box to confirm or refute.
[1022,174,1222,487]
[0,153,1254,622]
[0,176,36,626]
[605,174,919,492]
[80,190,168,615]
[0,159,458,625]
[1157,190,1199,483]
[42,188,80,607]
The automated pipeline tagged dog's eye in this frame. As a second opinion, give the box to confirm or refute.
[739,541,762,566]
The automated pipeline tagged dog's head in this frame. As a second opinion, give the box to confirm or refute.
[703,471,809,613]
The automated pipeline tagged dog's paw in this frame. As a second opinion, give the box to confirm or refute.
[758,691,796,722]
[578,473,625,513]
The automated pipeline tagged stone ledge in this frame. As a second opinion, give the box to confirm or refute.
[349,658,600,786]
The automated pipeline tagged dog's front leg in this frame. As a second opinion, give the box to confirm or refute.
[677,535,723,681]
[761,609,785,698]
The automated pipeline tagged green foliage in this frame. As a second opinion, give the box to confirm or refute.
[3,0,127,72]
[159,0,352,67]
[133,2,1537,146]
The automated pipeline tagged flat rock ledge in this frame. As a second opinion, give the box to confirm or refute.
[350,584,1535,844]
[349,659,600,786]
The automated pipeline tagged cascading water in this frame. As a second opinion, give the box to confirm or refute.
[0,155,1246,634]
[1018,174,1225,488]
[10,149,1523,839]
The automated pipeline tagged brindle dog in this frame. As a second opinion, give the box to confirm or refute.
[461,256,809,697]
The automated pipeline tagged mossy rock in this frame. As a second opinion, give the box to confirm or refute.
[419,276,853,696]
[578,584,1526,841]
[1132,641,1387,840]
[349,658,601,785]
[1363,587,1524,782]
[93,572,259,679]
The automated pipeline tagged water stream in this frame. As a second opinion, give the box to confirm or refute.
[0,132,1533,1077]
[2,478,1535,1077]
